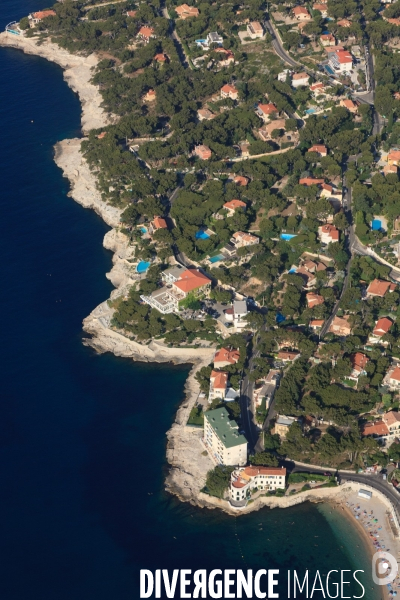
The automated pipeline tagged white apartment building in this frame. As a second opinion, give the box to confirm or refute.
[204,407,248,466]
[230,466,286,502]
[233,300,248,331]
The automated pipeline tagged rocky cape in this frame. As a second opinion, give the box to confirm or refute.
[0,31,362,517]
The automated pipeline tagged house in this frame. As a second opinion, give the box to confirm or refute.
[154,53,169,63]
[320,33,336,46]
[299,177,325,187]
[258,119,287,141]
[310,319,325,330]
[214,48,235,66]
[340,99,358,113]
[383,164,398,176]
[194,144,212,160]
[233,175,249,186]
[149,216,168,234]
[141,268,211,314]
[223,199,247,216]
[137,26,155,43]
[310,82,326,94]
[362,421,390,441]
[320,183,342,201]
[272,415,298,439]
[143,89,156,102]
[197,108,215,121]
[277,351,299,362]
[29,10,56,26]
[292,72,310,88]
[214,347,240,368]
[207,32,223,46]
[232,231,259,248]
[337,18,352,27]
[330,50,353,73]
[306,292,325,308]
[126,10,137,17]
[256,103,279,122]
[161,264,185,284]
[308,144,328,157]
[233,300,248,331]
[386,366,400,390]
[366,279,396,298]
[221,84,238,100]
[329,315,352,336]
[239,143,250,157]
[388,150,400,166]
[383,411,400,439]
[97,132,107,139]
[204,407,248,466]
[292,6,312,20]
[313,3,328,16]
[209,370,229,401]
[229,466,286,502]
[368,317,393,344]
[175,4,200,19]
[348,353,369,381]
[296,267,317,290]
[246,21,264,38]
[318,224,339,244]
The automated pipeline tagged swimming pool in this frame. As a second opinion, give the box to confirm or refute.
[280,233,297,241]
[324,65,334,75]
[195,230,210,240]
[276,312,286,324]
[209,253,225,263]
[140,226,147,233]
[136,261,151,274]
[371,219,382,231]
[288,267,297,273]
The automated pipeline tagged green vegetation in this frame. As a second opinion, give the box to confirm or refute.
[204,465,234,498]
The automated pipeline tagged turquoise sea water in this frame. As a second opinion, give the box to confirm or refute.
[0,1,381,598]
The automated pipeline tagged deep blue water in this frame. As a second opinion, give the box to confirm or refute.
[0,2,380,599]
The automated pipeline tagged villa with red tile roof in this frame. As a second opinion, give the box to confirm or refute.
[232,231,259,248]
[292,72,310,87]
[143,89,156,102]
[386,366,400,390]
[175,4,199,19]
[306,293,324,308]
[209,370,229,401]
[310,319,325,329]
[348,353,369,382]
[313,3,328,16]
[340,99,358,113]
[223,199,246,215]
[137,26,155,43]
[29,9,56,25]
[194,145,212,160]
[292,6,312,20]
[308,144,328,157]
[329,315,352,336]
[230,466,286,502]
[366,279,396,298]
[330,50,353,73]
[256,103,279,122]
[368,317,393,344]
[318,224,339,244]
[149,217,168,235]
[154,53,169,63]
[320,33,336,46]
[337,18,351,27]
[233,175,249,186]
[197,108,215,121]
[214,347,240,368]
[221,84,238,100]
[140,268,211,314]
[299,177,325,186]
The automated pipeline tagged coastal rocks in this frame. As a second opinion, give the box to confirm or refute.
[0,32,112,132]
[54,138,122,228]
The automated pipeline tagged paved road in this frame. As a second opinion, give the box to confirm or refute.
[240,339,263,452]
[162,7,191,69]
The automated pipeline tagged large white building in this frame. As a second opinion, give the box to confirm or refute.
[204,407,248,466]
[229,466,286,502]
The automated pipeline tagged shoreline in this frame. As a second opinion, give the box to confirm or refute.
[3,33,400,544]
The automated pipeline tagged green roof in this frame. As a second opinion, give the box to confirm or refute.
[205,407,247,448]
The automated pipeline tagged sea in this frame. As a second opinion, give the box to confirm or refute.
[0,1,382,599]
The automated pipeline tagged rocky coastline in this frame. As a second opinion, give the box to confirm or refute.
[3,32,398,525]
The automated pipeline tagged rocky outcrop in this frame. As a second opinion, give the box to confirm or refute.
[0,32,112,132]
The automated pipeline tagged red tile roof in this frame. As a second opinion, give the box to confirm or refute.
[223,199,246,211]
[214,347,240,365]
[373,317,393,336]
[258,103,278,115]
[389,367,400,382]
[210,370,228,389]
[138,26,154,38]
[366,279,392,297]
[173,269,211,293]
[362,421,389,436]
[351,352,369,373]
[151,217,168,230]
[308,144,327,155]
[33,10,56,19]
[306,293,324,308]
[244,466,287,476]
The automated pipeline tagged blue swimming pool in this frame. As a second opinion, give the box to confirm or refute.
[280,233,297,241]
[140,226,147,233]
[136,261,151,273]
[288,267,297,273]
[305,108,316,115]
[276,312,286,324]
[195,230,210,240]
[209,254,225,263]
[371,219,382,231]
[324,65,334,75]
